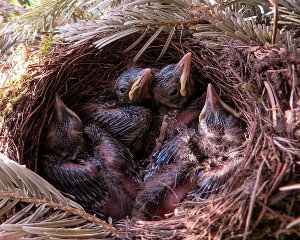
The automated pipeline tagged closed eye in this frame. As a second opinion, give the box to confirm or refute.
[119,87,127,94]
[224,132,241,145]
[169,89,177,96]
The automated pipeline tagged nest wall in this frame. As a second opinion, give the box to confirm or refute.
[0,32,299,239]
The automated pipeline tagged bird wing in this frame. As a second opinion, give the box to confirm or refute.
[153,138,180,167]
[42,154,108,216]
[84,105,151,146]
[145,135,188,180]
[135,162,197,219]
[83,124,140,182]
[192,154,243,199]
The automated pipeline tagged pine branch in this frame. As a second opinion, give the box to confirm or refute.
[58,0,190,62]
[0,153,118,239]
[279,0,300,28]
[190,2,273,45]
[0,1,26,19]
[0,0,117,54]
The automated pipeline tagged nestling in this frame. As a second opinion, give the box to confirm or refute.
[153,52,194,108]
[115,52,194,109]
[82,103,152,152]
[42,96,140,220]
[134,84,244,219]
[115,67,153,104]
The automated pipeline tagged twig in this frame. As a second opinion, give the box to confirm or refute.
[270,0,279,45]
[280,184,300,192]
[287,217,300,229]
[264,81,278,128]
[243,160,265,240]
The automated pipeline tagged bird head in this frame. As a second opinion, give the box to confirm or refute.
[46,95,84,159]
[115,67,153,104]
[198,84,243,152]
[153,52,193,108]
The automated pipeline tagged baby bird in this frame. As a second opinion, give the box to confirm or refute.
[81,103,152,152]
[115,52,194,109]
[42,96,139,220]
[115,67,153,104]
[153,52,194,109]
[133,129,201,220]
[197,83,243,156]
[133,161,198,220]
[134,84,244,219]
[45,95,84,160]
[151,84,243,174]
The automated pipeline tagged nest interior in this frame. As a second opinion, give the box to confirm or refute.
[0,32,300,239]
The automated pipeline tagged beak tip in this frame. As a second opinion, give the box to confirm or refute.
[180,89,187,97]
[205,84,221,111]
[206,83,217,97]
[186,52,192,57]
[142,68,153,79]
[182,52,192,62]
[143,68,152,73]
[55,95,64,107]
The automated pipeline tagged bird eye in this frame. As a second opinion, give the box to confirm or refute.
[119,87,127,94]
[169,89,177,96]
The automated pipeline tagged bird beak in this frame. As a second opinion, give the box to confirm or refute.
[129,68,153,102]
[199,84,241,120]
[54,95,82,123]
[199,84,222,120]
[205,83,222,112]
[177,52,192,97]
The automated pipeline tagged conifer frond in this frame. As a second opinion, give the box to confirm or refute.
[0,154,118,239]
[191,0,298,46]
[0,1,26,19]
[279,0,300,28]
[58,0,190,62]
[213,9,273,44]
[0,0,117,53]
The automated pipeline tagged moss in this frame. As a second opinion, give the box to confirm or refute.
[0,75,30,117]
[39,34,54,56]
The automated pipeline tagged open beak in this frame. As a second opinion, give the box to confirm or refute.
[129,68,153,102]
[176,52,192,97]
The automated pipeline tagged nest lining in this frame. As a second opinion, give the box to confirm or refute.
[0,33,299,239]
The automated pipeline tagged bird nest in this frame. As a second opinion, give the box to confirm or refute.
[0,31,300,239]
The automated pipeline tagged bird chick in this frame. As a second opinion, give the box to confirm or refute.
[115,52,194,109]
[133,128,202,220]
[82,103,152,152]
[42,96,139,220]
[153,52,194,109]
[115,67,153,104]
[134,84,244,219]
[133,161,198,220]
[45,95,84,160]
[147,84,244,177]
[198,83,244,156]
